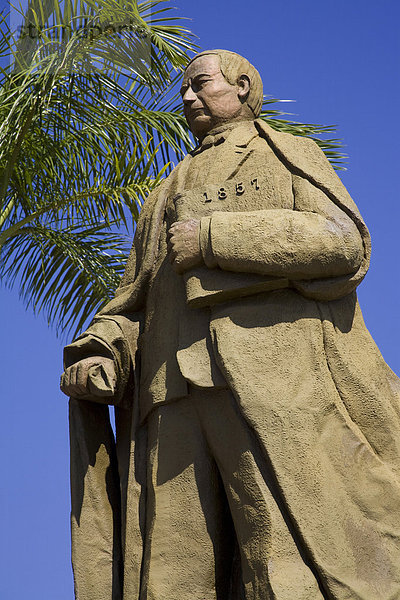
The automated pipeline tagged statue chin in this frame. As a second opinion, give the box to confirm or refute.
[189,115,213,139]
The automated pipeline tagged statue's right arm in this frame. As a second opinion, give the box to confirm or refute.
[60,197,150,404]
[60,314,142,405]
[60,225,144,405]
[60,173,175,403]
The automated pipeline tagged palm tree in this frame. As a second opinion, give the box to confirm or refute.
[0,0,346,338]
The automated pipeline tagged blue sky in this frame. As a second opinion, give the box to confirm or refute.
[1,0,399,598]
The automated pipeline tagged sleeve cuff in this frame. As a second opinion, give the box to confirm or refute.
[200,216,218,269]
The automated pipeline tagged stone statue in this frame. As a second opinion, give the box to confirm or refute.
[61,50,400,600]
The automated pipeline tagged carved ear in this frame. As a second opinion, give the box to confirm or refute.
[237,74,251,102]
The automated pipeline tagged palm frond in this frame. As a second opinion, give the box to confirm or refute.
[259,98,347,170]
[0,222,128,337]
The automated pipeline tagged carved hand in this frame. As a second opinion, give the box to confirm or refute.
[60,356,117,399]
[167,219,202,274]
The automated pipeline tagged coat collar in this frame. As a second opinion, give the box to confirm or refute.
[191,120,258,156]
[187,120,258,184]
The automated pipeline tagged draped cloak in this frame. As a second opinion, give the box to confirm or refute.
[65,120,400,600]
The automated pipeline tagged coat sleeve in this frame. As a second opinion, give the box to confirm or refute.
[199,174,364,281]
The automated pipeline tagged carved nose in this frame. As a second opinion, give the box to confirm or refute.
[182,87,197,103]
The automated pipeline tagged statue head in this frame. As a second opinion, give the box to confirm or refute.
[181,49,264,141]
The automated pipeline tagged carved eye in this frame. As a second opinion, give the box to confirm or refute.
[192,78,209,93]
[191,82,201,93]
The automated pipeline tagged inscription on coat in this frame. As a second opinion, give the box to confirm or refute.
[201,177,262,205]
[171,169,293,222]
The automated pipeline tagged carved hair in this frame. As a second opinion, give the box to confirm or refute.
[186,49,264,117]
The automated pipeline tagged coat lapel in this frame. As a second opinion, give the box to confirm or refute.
[209,122,259,183]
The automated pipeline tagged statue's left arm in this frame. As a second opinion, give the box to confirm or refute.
[197,174,364,281]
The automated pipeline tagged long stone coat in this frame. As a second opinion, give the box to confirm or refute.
[65,120,400,600]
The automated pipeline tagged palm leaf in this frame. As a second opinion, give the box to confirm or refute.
[0,222,128,336]
[259,98,347,169]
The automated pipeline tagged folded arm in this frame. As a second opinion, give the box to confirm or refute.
[197,175,364,280]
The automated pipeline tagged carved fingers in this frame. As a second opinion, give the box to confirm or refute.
[167,219,202,274]
[60,356,117,399]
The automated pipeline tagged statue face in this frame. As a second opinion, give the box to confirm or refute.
[181,55,247,140]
